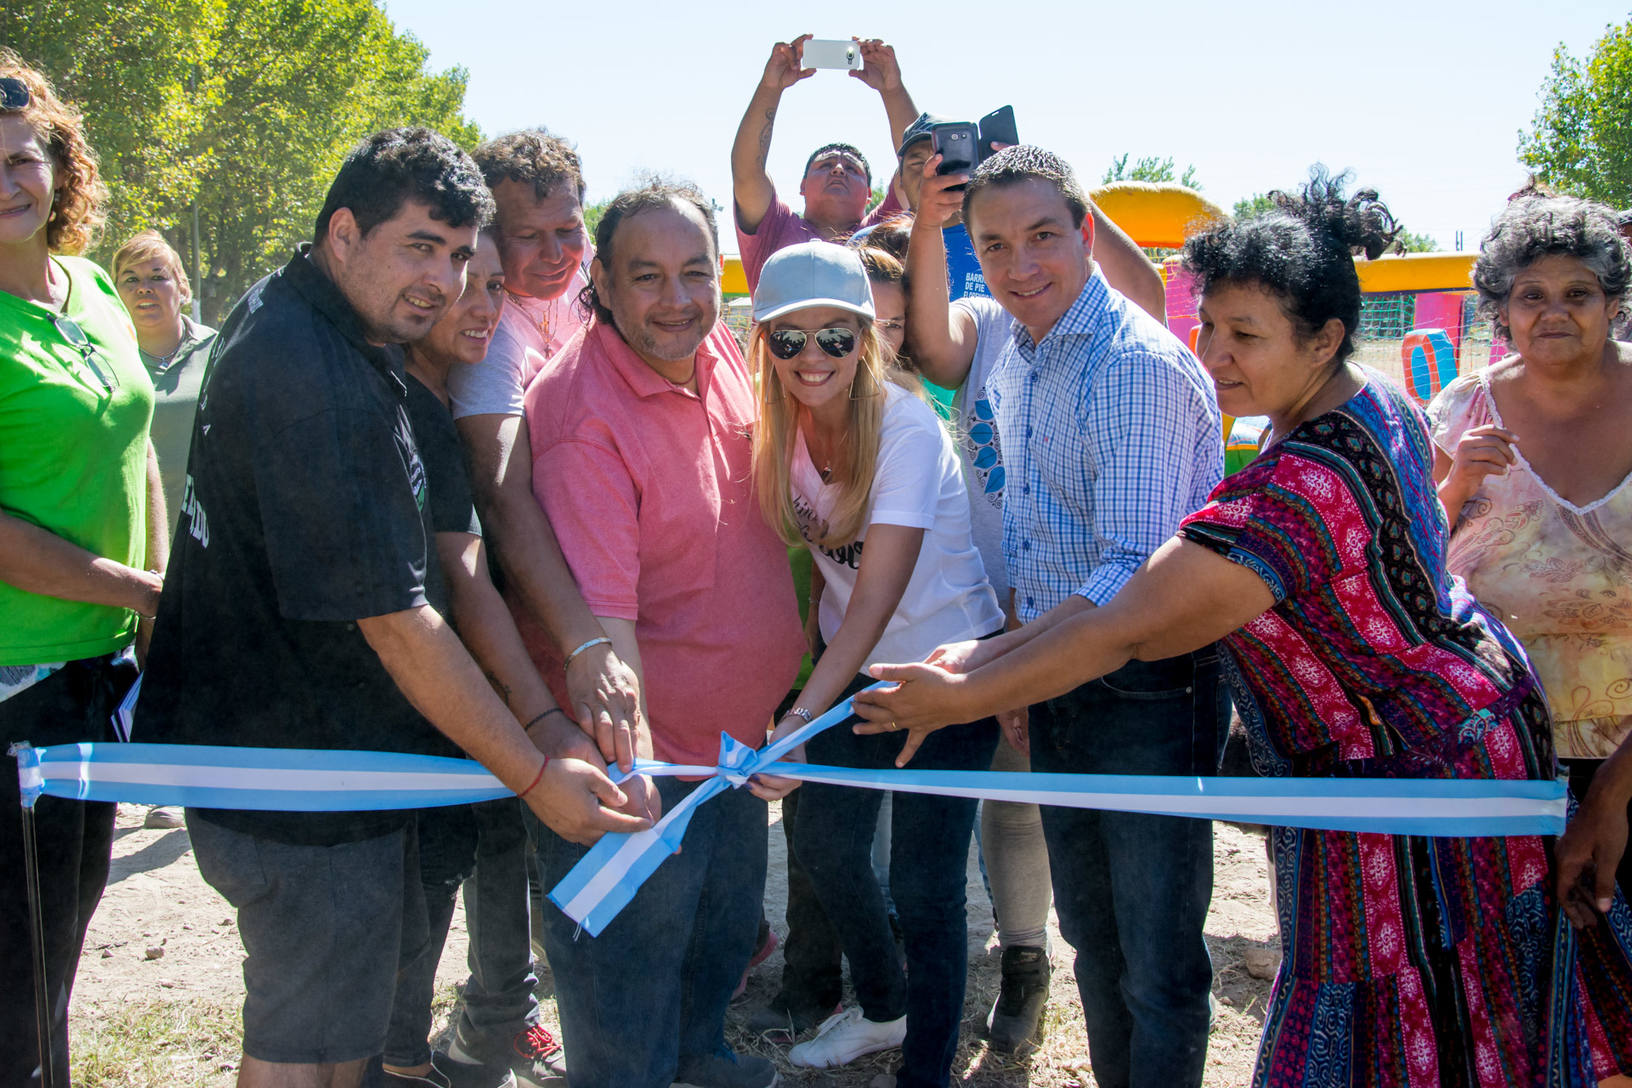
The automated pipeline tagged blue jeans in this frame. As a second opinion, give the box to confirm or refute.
[1028,649,1224,1088]
[793,675,999,1088]
[537,777,766,1088]
[385,797,537,1067]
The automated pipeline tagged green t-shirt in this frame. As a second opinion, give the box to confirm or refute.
[0,256,155,665]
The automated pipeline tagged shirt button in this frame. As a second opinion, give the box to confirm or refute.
[1021,540,1030,550]
[1022,485,1030,495]
[1026,596,1035,608]
[1025,426,1033,437]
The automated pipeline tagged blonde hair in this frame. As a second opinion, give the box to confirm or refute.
[753,316,922,549]
[113,230,192,304]
[0,49,107,254]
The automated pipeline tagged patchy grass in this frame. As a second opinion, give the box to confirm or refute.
[71,998,240,1087]
[70,984,464,1088]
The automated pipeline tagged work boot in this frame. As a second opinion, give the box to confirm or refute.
[984,945,1050,1053]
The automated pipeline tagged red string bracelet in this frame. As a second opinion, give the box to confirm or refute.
[519,757,550,799]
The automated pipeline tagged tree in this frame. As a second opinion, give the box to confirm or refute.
[1103,153,1202,191]
[1232,193,1276,219]
[16,0,481,323]
[1518,17,1632,208]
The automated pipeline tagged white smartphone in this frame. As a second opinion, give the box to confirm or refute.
[800,39,863,71]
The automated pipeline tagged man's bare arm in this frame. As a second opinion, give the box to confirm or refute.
[456,412,643,768]
[357,604,651,844]
[904,161,980,389]
[1089,202,1166,321]
[732,36,814,235]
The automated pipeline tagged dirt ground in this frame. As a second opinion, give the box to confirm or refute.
[73,801,1280,1086]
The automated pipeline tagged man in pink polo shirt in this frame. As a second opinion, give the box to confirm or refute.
[730,35,919,292]
[523,182,804,1088]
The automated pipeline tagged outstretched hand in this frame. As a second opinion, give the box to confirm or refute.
[762,35,816,92]
[851,660,967,766]
[565,641,645,773]
[849,38,901,92]
[524,757,658,846]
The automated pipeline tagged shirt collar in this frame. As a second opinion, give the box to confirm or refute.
[1011,266,1111,360]
[588,317,722,401]
[282,244,406,392]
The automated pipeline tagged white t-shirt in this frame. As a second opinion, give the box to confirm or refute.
[793,384,1004,668]
[447,269,590,419]
[949,296,1014,605]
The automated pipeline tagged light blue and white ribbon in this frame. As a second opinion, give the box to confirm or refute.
[12,741,512,812]
[13,685,1567,939]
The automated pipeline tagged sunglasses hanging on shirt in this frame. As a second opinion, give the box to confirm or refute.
[53,315,120,394]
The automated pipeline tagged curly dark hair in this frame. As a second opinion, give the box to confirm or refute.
[473,128,586,203]
[1181,166,1402,364]
[314,127,494,243]
[1472,194,1630,338]
[0,49,108,254]
[579,180,719,326]
[962,145,1089,233]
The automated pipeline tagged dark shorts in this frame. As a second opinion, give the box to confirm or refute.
[189,815,416,1064]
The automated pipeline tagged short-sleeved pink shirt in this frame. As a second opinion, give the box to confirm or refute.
[522,318,804,766]
[735,188,903,294]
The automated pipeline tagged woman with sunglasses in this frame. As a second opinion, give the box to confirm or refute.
[0,53,163,1087]
[748,241,1003,1088]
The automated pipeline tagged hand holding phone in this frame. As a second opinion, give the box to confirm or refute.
[800,39,864,70]
[931,122,979,191]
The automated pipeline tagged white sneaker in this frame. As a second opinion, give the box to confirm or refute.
[786,1006,906,1069]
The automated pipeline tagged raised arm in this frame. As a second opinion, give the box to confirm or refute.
[850,39,918,155]
[731,35,814,235]
[456,411,644,768]
[1089,201,1166,322]
[854,536,1273,761]
[904,159,980,389]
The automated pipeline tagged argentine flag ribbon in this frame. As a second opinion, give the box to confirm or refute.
[13,685,1567,937]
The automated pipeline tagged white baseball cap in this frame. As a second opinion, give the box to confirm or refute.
[752,241,876,324]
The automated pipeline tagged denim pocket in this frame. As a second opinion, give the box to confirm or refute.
[1094,654,1199,700]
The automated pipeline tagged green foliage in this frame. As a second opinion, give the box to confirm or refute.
[1231,192,1276,219]
[583,199,610,241]
[15,0,481,323]
[1397,230,1438,253]
[1102,153,1202,191]
[1518,17,1632,208]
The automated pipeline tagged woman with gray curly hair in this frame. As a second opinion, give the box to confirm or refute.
[1428,193,1632,930]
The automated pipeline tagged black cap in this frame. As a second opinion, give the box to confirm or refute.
[896,112,950,159]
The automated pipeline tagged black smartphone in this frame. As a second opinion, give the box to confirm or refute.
[932,122,980,189]
[978,105,1018,162]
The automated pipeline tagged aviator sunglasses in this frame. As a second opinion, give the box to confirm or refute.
[54,315,120,394]
[0,77,29,112]
[765,327,857,361]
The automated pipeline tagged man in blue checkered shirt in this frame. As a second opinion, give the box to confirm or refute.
[964,146,1226,1088]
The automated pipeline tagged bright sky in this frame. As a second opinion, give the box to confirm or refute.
[381,0,1626,254]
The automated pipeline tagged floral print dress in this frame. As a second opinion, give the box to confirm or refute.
[1178,379,1632,1086]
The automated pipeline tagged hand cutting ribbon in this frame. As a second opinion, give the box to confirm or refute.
[12,682,1568,939]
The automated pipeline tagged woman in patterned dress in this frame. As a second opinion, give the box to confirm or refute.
[853,172,1632,1086]
[1428,195,1632,934]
